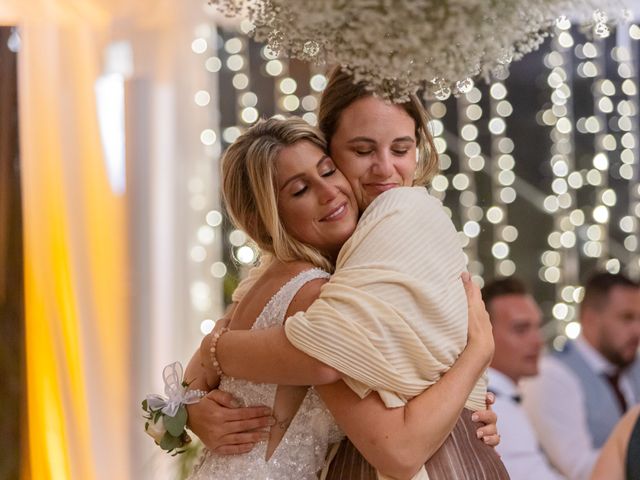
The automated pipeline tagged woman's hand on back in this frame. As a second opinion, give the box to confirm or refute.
[461,272,494,368]
[186,389,275,454]
[473,392,501,447]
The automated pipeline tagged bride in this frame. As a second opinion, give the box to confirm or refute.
[186,115,500,479]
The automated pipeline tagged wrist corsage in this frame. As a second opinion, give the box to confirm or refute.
[142,362,207,455]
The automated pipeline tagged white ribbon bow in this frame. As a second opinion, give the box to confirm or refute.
[146,362,203,417]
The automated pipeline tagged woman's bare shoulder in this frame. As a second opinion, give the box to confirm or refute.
[285,276,329,318]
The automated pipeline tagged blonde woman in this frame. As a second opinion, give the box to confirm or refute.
[185,116,497,479]
[189,67,506,479]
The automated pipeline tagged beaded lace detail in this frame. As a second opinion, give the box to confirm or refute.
[188,268,344,479]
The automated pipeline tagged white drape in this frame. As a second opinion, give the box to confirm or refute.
[0,1,220,479]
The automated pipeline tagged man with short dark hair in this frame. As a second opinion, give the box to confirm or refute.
[482,277,564,479]
[522,272,640,480]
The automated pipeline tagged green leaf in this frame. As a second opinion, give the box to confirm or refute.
[159,432,182,452]
[164,405,188,437]
[141,399,148,411]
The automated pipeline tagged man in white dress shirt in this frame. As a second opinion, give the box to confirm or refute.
[482,277,565,480]
[522,272,640,480]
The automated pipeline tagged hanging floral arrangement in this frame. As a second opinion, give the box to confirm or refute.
[211,0,629,101]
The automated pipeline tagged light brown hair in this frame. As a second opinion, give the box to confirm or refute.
[318,66,439,186]
[222,117,334,272]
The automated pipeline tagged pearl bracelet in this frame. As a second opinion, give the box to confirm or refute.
[209,327,229,377]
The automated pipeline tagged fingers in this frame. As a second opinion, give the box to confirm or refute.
[227,416,276,433]
[482,433,501,447]
[207,389,241,408]
[485,391,496,408]
[472,408,497,426]
[476,422,498,438]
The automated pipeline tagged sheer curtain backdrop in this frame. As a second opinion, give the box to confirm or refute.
[0,1,222,479]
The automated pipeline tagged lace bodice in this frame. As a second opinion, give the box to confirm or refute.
[189,268,344,480]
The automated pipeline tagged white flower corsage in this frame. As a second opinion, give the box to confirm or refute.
[142,362,207,455]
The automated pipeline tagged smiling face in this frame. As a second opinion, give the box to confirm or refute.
[489,294,544,383]
[275,140,359,260]
[329,96,418,211]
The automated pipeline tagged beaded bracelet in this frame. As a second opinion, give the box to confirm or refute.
[209,327,229,377]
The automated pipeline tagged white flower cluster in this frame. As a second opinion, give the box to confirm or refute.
[211,0,629,101]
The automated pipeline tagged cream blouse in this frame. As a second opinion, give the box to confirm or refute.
[284,187,487,410]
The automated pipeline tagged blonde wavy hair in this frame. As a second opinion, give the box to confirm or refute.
[318,66,439,186]
[222,117,335,272]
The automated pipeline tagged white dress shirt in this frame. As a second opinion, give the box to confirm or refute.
[521,337,638,480]
[488,368,565,480]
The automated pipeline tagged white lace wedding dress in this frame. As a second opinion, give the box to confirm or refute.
[188,268,344,479]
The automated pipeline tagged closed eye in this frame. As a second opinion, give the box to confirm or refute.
[321,168,337,177]
[293,186,308,196]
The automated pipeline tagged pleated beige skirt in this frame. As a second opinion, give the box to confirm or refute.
[321,408,510,479]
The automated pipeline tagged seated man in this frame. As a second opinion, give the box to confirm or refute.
[483,277,564,479]
[522,272,640,480]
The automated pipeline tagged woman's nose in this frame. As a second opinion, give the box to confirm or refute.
[371,152,394,177]
[318,179,338,203]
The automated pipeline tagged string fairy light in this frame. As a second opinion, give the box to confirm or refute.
[456,87,484,286]
[488,78,518,277]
